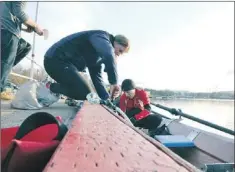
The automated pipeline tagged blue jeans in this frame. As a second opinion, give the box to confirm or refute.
[1,29,31,91]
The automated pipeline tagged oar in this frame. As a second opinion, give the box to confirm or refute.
[151,102,235,136]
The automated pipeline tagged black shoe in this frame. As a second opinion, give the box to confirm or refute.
[65,98,78,106]
[148,124,167,137]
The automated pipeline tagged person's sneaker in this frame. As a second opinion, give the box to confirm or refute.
[148,124,167,137]
[65,98,79,106]
[1,90,15,100]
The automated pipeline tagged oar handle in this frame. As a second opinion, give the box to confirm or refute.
[151,102,235,136]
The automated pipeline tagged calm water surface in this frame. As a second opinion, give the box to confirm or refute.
[151,99,234,139]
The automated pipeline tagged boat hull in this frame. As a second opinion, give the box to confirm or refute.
[157,117,234,169]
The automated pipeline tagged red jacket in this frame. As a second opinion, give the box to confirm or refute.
[119,89,150,120]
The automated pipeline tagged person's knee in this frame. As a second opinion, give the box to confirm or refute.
[152,115,163,127]
[152,114,162,121]
[76,89,91,100]
[25,42,32,52]
[21,41,31,56]
[66,91,88,101]
[143,115,162,129]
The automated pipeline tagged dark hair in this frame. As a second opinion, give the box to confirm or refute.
[121,79,136,91]
[114,35,130,52]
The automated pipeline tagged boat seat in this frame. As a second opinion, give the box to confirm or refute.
[154,135,195,148]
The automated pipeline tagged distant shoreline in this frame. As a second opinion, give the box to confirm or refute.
[145,89,234,101]
[151,97,234,101]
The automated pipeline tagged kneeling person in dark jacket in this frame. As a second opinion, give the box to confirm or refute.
[119,79,164,136]
[44,30,130,101]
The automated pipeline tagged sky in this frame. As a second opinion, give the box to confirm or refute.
[18,1,234,92]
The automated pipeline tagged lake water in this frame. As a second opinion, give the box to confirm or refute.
[151,99,234,139]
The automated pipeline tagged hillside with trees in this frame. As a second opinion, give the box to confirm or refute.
[9,65,48,85]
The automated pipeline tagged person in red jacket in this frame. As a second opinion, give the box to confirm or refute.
[119,79,165,136]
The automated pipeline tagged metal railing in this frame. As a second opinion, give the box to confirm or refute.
[9,54,46,82]
[10,72,37,81]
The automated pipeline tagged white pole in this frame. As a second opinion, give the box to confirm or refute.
[30,2,39,79]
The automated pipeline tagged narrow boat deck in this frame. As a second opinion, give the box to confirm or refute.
[43,101,201,172]
[1,99,78,128]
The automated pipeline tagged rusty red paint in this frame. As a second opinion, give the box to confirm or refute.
[43,101,199,172]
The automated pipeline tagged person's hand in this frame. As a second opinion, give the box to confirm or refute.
[110,84,121,100]
[138,100,144,108]
[34,25,44,36]
[134,100,144,110]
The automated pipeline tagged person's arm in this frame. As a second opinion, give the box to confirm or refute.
[126,108,142,117]
[11,2,43,35]
[11,2,28,24]
[89,32,118,86]
[88,65,109,100]
[140,90,151,111]
[112,95,121,107]
[144,104,151,111]
[119,94,126,112]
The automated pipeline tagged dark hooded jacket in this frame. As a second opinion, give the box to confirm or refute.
[45,30,118,99]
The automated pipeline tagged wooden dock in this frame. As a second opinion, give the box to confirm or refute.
[1,99,79,128]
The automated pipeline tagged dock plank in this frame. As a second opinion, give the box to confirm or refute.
[1,100,79,128]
